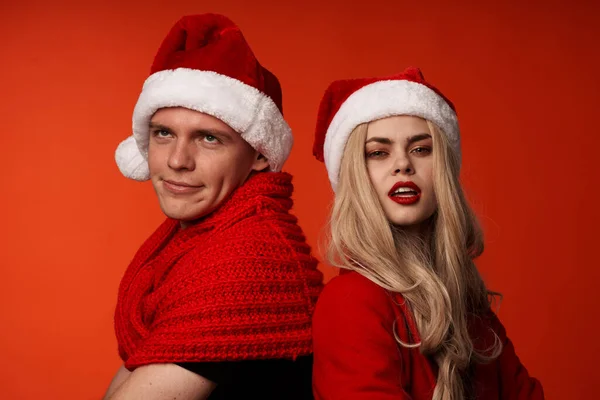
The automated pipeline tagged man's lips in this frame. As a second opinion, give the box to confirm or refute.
[162,179,203,194]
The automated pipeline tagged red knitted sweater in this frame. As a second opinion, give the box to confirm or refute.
[114,172,324,370]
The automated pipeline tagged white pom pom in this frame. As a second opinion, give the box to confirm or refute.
[115,136,150,181]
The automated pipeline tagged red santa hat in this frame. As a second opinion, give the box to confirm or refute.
[115,14,293,181]
[313,67,460,191]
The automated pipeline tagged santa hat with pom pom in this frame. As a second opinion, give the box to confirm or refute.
[115,13,293,181]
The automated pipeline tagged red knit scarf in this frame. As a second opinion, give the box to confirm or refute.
[114,172,324,369]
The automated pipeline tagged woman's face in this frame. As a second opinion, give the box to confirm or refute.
[364,115,437,229]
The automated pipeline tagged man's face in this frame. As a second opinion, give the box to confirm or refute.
[147,107,268,224]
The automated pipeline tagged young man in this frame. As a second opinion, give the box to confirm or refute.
[104,14,323,400]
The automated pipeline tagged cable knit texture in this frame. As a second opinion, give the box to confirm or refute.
[114,172,324,370]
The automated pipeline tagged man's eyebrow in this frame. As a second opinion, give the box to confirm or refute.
[149,122,170,130]
[148,123,234,140]
[192,128,234,140]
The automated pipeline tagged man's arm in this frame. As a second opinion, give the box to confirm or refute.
[103,365,131,399]
[104,363,217,400]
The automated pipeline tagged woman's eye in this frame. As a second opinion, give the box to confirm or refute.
[410,146,431,155]
[367,150,387,158]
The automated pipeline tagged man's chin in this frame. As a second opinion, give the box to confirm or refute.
[160,204,214,222]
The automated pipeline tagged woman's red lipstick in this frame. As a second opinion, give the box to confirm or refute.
[388,181,421,205]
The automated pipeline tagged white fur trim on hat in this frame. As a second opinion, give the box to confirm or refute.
[324,80,460,191]
[115,68,293,181]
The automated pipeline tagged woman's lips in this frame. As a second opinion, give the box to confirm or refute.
[388,181,421,205]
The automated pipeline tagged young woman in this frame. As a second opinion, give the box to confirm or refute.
[311,67,544,399]
[103,14,323,400]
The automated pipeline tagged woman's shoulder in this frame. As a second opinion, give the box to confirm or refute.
[314,270,401,323]
[469,308,508,342]
[312,270,412,380]
[322,270,387,295]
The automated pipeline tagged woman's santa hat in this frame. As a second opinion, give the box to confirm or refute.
[115,14,293,181]
[313,67,460,191]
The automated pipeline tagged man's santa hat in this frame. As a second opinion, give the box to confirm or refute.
[115,14,293,181]
[313,67,460,191]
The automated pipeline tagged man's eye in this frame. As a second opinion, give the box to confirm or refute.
[154,130,171,137]
[203,135,221,144]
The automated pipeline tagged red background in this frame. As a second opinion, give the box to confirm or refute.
[1,1,598,398]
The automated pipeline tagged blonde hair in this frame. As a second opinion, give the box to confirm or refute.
[327,121,502,400]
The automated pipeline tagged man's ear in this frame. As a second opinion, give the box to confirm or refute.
[251,152,270,172]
